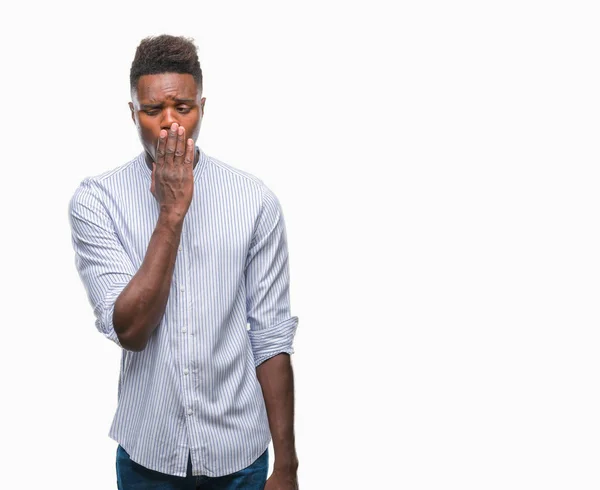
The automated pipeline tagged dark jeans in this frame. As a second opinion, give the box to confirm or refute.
[116,445,268,489]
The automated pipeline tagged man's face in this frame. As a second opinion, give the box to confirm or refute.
[129,73,206,163]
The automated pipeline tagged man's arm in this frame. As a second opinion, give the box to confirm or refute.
[256,353,299,474]
[112,211,183,351]
[244,184,299,485]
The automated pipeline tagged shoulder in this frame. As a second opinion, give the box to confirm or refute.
[204,153,279,205]
[204,155,288,231]
[70,153,145,198]
[89,153,145,188]
[68,153,145,215]
[206,154,264,187]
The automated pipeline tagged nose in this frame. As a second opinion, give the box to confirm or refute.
[160,107,180,131]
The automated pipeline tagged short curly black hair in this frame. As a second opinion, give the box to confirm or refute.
[130,34,203,93]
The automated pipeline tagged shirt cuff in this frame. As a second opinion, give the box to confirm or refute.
[95,280,130,348]
[248,316,299,367]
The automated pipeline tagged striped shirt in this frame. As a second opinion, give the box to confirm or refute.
[68,147,298,478]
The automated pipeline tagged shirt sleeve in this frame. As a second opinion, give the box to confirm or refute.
[68,178,137,348]
[245,184,299,367]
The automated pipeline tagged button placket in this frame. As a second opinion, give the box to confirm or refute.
[179,226,191,335]
[179,226,196,429]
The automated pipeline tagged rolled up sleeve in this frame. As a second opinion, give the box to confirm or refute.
[68,178,136,348]
[245,184,299,367]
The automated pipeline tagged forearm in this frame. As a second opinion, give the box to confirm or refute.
[256,353,299,472]
[113,211,183,351]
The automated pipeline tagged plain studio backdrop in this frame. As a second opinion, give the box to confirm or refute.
[1,1,599,488]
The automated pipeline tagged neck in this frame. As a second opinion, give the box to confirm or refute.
[144,147,200,171]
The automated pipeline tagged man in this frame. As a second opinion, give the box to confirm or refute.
[68,34,300,490]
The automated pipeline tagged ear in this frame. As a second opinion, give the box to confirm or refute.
[200,97,206,116]
[128,102,136,124]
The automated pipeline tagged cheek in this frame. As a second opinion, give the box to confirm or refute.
[139,123,158,144]
[182,115,201,140]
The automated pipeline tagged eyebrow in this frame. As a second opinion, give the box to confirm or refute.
[140,98,196,109]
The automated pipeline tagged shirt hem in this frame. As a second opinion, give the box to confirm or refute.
[109,431,272,478]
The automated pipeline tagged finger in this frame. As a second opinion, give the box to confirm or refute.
[156,129,167,165]
[165,122,179,166]
[174,125,186,165]
[184,138,194,167]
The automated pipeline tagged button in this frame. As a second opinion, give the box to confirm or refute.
[187,408,193,415]
[179,246,183,252]
[182,327,187,333]
[180,286,185,292]
[183,368,189,375]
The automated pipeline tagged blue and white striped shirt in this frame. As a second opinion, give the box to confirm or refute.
[68,148,298,478]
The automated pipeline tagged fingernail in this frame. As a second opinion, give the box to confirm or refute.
[178,127,184,135]
[171,122,178,131]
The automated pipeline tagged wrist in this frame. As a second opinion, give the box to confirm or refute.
[157,209,185,230]
[274,456,299,473]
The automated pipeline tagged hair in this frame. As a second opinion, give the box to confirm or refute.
[129,34,203,94]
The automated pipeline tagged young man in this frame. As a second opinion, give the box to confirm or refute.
[68,35,300,490]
